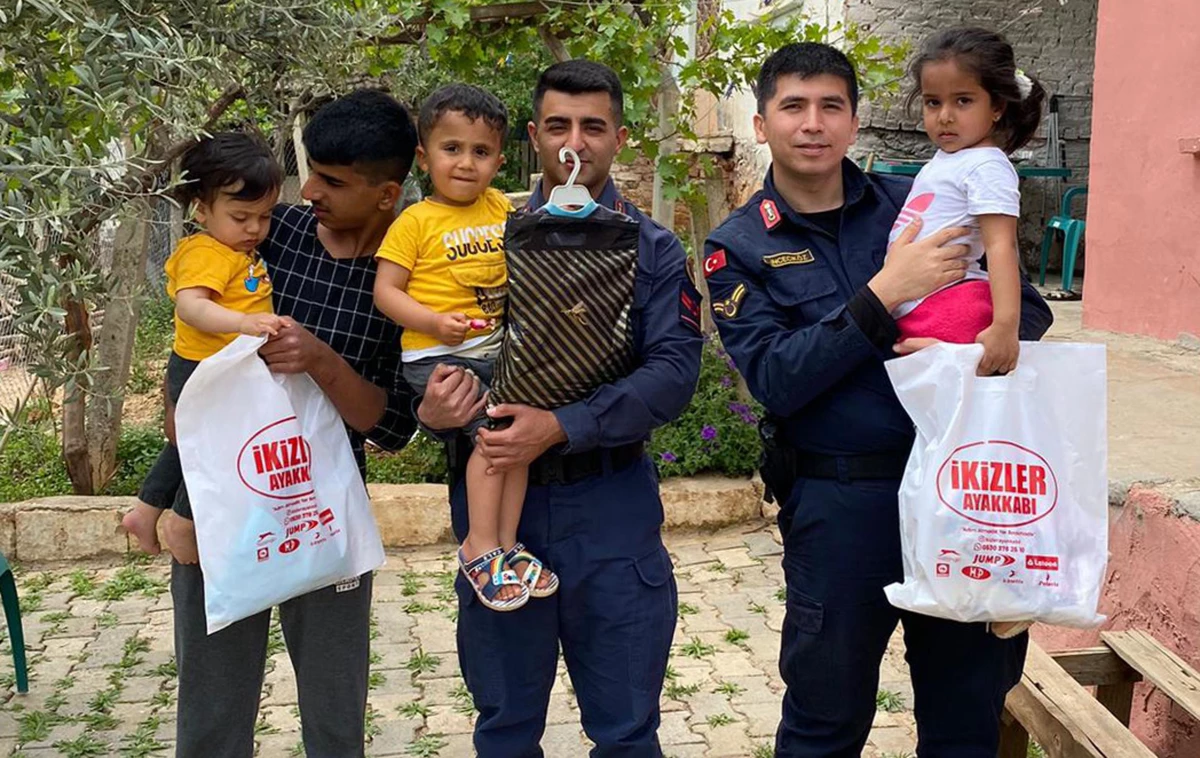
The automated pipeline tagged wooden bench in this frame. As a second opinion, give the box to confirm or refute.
[999,632,1200,757]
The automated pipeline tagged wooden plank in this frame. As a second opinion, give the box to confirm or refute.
[1004,642,1157,758]
[1050,647,1143,687]
[1103,629,1200,723]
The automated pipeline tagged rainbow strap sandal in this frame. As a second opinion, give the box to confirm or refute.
[458,546,529,612]
[504,543,559,599]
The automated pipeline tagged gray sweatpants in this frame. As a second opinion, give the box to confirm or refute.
[171,562,373,758]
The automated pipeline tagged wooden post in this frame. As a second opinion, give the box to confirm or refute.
[1095,682,1135,727]
[998,713,1030,758]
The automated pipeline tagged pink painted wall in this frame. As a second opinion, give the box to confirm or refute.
[1033,488,1200,756]
[1082,0,1200,339]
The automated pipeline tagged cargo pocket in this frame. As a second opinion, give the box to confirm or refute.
[628,546,677,690]
[785,586,824,635]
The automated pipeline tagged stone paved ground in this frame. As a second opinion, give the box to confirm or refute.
[0,523,918,757]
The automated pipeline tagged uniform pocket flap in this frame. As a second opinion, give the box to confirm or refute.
[764,267,837,307]
[633,547,672,588]
[786,586,824,634]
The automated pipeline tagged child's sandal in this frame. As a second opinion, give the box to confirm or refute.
[458,547,529,612]
[504,543,559,598]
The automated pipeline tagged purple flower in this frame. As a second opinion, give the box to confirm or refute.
[720,375,733,388]
[701,425,718,441]
[659,451,678,463]
[727,402,758,425]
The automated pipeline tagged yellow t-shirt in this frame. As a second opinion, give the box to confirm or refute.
[165,234,274,361]
[376,187,512,360]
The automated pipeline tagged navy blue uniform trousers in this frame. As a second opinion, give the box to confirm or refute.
[451,456,677,758]
[776,474,1028,758]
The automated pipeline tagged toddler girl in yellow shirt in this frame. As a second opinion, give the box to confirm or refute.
[122,132,284,560]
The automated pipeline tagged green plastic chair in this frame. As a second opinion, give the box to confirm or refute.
[0,552,28,694]
[1039,186,1088,293]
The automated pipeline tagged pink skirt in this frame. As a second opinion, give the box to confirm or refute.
[896,280,993,344]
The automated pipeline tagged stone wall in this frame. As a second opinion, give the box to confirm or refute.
[848,0,1098,270]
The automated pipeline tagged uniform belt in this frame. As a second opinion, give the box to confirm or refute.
[450,439,645,487]
[794,450,910,481]
[528,442,645,486]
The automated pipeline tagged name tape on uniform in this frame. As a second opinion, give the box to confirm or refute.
[762,250,815,269]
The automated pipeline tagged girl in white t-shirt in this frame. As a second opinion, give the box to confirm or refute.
[888,27,1045,377]
[891,28,1047,640]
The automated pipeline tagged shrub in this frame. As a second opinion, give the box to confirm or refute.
[648,339,761,478]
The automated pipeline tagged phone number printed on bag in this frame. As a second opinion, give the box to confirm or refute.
[237,417,315,500]
[936,441,1059,528]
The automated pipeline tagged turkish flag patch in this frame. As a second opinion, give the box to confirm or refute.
[703,249,727,278]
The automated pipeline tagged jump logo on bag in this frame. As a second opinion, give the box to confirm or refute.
[237,417,315,500]
[935,441,1058,528]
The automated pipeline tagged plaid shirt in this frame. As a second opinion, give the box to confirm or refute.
[260,205,417,475]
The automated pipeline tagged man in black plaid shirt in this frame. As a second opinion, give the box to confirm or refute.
[160,90,481,758]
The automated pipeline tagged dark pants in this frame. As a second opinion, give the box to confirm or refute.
[137,352,198,512]
[775,475,1028,758]
[451,455,676,758]
[172,562,373,758]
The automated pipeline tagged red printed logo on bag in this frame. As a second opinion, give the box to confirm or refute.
[1027,555,1059,571]
[936,563,950,577]
[279,538,300,554]
[237,417,315,500]
[962,565,991,581]
[936,441,1058,528]
[973,553,1016,567]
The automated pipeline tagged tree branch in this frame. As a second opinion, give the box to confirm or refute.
[75,83,244,238]
[538,25,570,63]
[372,1,571,45]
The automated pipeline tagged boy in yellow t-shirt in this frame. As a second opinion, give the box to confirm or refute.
[375,84,556,612]
[121,132,284,560]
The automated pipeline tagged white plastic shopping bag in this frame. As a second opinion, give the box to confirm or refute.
[176,336,385,633]
[884,342,1107,627]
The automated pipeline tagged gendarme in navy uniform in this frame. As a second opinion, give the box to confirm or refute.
[450,60,703,758]
[706,44,1053,758]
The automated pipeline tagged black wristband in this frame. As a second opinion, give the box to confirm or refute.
[846,286,899,352]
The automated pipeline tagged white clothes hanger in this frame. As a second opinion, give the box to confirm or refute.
[545,147,597,217]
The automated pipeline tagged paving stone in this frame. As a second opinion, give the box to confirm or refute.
[659,710,705,746]
[701,722,754,756]
[365,718,419,756]
[0,531,921,757]
[670,544,714,567]
[742,531,784,559]
[118,674,164,703]
[867,725,916,754]
[709,547,761,570]
[736,699,781,739]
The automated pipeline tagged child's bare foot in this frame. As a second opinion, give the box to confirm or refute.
[160,511,200,565]
[989,620,1033,639]
[461,538,523,602]
[121,502,163,555]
